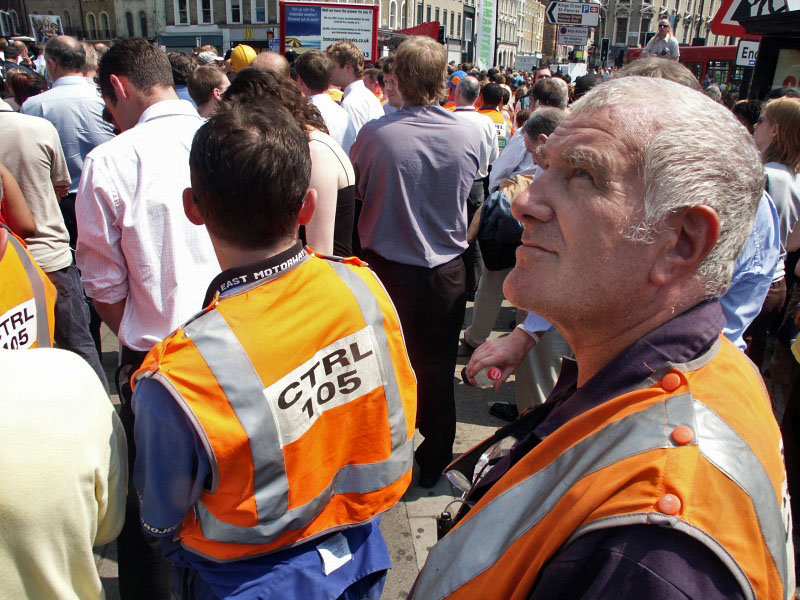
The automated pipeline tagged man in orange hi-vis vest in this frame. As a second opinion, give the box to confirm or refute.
[131,101,416,599]
[0,225,56,350]
[411,77,795,599]
[477,82,512,153]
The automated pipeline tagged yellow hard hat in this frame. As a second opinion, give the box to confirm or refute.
[230,44,256,72]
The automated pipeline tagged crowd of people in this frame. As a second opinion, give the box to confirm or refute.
[1,29,799,600]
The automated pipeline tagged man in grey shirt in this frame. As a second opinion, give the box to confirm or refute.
[351,35,482,488]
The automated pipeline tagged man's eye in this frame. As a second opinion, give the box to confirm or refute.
[573,168,593,180]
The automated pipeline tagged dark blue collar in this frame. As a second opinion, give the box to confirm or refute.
[535,299,725,437]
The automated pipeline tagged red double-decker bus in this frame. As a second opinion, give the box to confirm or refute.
[626,45,750,91]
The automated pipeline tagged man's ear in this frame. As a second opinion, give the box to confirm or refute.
[297,188,317,226]
[212,87,223,102]
[649,204,720,286]
[537,133,548,146]
[109,74,129,102]
[182,187,205,226]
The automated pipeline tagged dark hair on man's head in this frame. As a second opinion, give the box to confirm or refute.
[189,100,311,249]
[502,87,510,105]
[294,50,333,94]
[381,56,396,75]
[168,51,194,85]
[532,78,568,109]
[223,67,327,134]
[45,36,85,72]
[732,99,762,134]
[7,69,47,106]
[188,65,225,105]
[515,108,531,129]
[98,38,173,102]
[766,87,800,100]
[4,44,19,60]
[480,82,503,106]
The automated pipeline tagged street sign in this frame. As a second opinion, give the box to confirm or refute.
[710,0,797,37]
[557,26,589,46]
[546,2,600,27]
[735,39,760,67]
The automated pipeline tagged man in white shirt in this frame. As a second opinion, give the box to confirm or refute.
[294,49,356,153]
[22,36,114,248]
[326,41,384,139]
[454,75,500,301]
[642,18,680,60]
[75,38,219,600]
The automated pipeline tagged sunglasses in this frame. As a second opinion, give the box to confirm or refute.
[658,24,670,28]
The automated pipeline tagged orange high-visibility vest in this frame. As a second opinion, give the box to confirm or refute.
[0,226,56,349]
[478,108,511,152]
[134,252,417,562]
[412,335,794,600]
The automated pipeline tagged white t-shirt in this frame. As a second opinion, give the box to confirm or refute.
[643,35,680,59]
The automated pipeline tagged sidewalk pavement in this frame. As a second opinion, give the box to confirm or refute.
[94,300,521,599]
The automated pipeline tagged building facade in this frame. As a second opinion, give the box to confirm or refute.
[0,0,26,38]
[517,0,544,63]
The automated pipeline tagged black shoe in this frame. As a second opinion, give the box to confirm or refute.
[489,402,519,422]
[418,466,443,488]
[458,338,476,358]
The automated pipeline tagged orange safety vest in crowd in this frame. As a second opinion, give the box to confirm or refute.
[443,101,457,111]
[478,107,511,152]
[133,251,417,562]
[412,335,794,600]
[0,226,56,349]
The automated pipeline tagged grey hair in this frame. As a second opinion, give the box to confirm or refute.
[570,76,764,297]
[457,75,481,104]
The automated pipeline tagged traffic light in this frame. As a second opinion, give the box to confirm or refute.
[438,25,445,43]
[600,37,610,63]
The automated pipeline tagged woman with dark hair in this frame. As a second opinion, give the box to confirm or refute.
[223,68,355,256]
[6,68,47,109]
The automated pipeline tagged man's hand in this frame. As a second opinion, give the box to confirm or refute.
[54,184,69,198]
[465,327,537,391]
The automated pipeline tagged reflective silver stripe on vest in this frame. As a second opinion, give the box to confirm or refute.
[412,392,788,599]
[7,234,50,348]
[326,260,411,451]
[185,310,290,519]
[194,437,413,547]
[178,259,412,544]
[694,400,791,599]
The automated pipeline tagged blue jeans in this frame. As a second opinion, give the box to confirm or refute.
[46,264,109,393]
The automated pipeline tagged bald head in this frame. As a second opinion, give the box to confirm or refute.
[45,36,85,77]
[251,51,290,79]
[455,75,480,105]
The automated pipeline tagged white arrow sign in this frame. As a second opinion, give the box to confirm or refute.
[546,1,600,26]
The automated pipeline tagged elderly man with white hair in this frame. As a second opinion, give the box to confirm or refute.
[411,76,793,600]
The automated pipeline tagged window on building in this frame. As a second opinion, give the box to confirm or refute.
[199,0,212,23]
[175,0,189,24]
[62,10,72,34]
[417,2,423,24]
[9,9,19,33]
[252,0,266,22]
[0,12,9,37]
[457,13,461,37]
[639,17,650,45]
[125,11,134,36]
[450,11,454,36]
[426,5,431,22]
[402,1,407,27]
[442,9,447,31]
[465,15,472,40]
[87,13,97,39]
[390,0,397,28]
[615,16,628,45]
[140,11,148,37]
[100,12,111,38]
[229,0,242,23]
[435,7,439,22]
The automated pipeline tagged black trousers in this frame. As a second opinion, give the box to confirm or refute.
[463,180,485,296]
[363,250,467,472]
[116,346,173,600]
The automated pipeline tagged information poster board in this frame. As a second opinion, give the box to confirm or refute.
[29,14,63,43]
[280,1,379,61]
